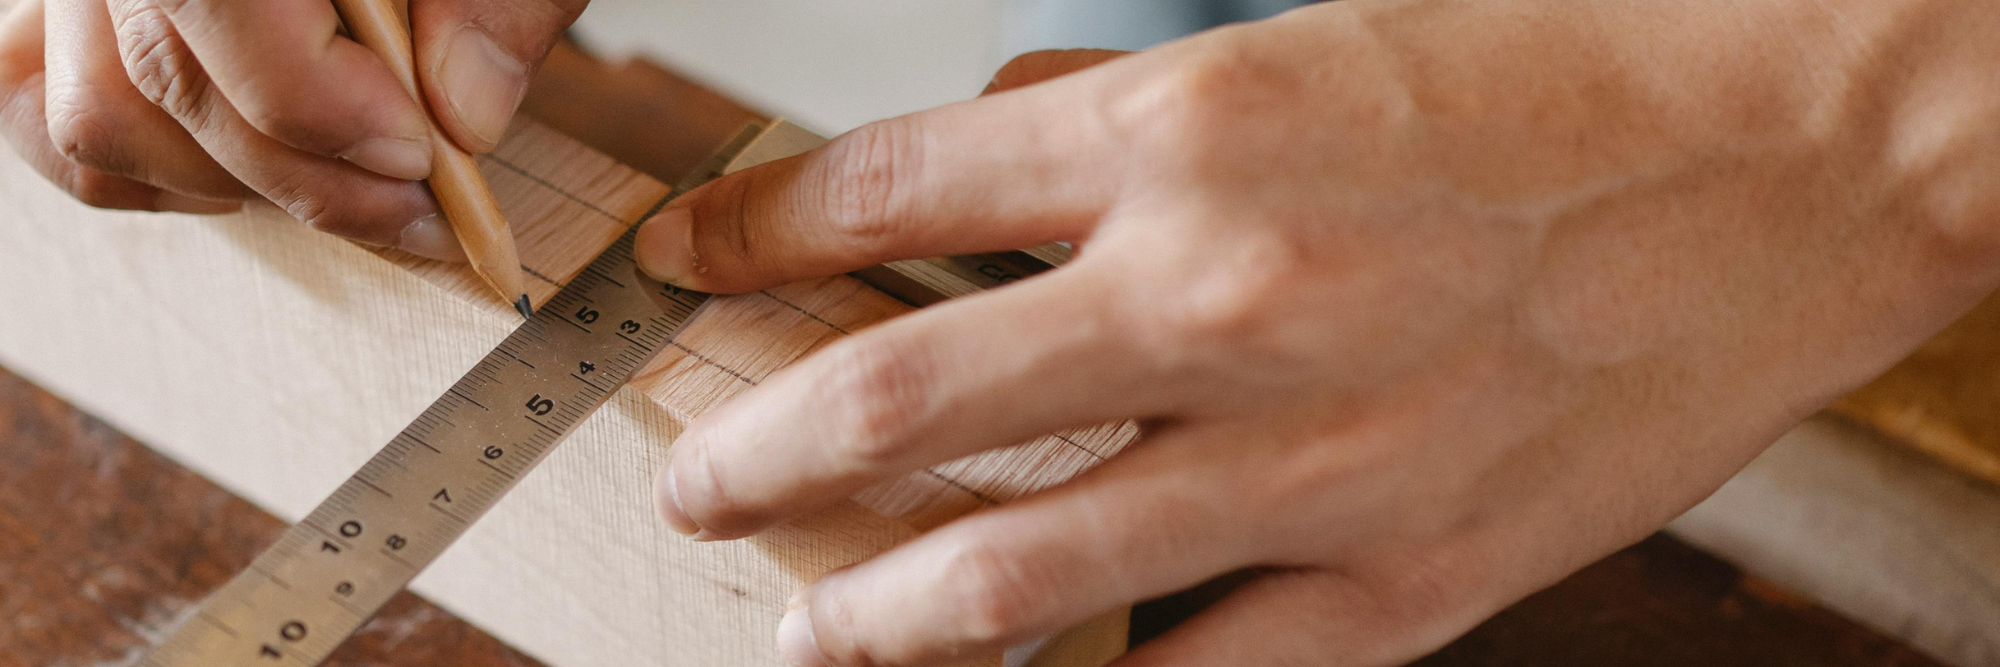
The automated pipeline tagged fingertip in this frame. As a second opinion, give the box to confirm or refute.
[777,599,829,667]
[655,463,702,537]
[636,206,698,286]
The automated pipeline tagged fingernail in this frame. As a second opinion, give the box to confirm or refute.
[155,192,242,215]
[341,136,433,181]
[399,213,468,262]
[440,26,527,151]
[777,604,828,667]
[635,207,696,284]
[657,469,701,536]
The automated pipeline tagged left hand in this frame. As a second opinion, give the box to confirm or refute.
[0,0,584,258]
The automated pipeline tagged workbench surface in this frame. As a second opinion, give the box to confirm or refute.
[0,365,1944,667]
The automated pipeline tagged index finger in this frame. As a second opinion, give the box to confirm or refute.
[634,75,1126,294]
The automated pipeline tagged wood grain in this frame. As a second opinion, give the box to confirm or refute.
[335,0,527,310]
[0,26,1989,667]
[1414,535,1946,667]
[0,102,1124,667]
[1834,288,2000,488]
[0,367,540,667]
[1,364,1947,667]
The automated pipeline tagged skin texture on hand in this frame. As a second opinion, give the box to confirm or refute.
[0,0,584,260]
[632,1,2000,665]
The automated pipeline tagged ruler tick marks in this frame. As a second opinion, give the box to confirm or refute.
[585,265,629,288]
[145,139,735,667]
[377,548,419,572]
[194,610,240,638]
[327,593,367,617]
[251,563,295,590]
[427,503,468,523]
[477,457,514,479]
[525,415,560,434]
[356,477,393,499]
[448,388,489,410]
[406,434,442,454]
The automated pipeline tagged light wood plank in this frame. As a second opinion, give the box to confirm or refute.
[0,116,1123,667]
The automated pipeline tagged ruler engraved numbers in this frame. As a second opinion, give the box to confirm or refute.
[142,229,713,667]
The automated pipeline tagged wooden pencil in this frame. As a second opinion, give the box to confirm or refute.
[333,0,532,319]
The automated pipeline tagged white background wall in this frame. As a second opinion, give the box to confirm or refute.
[569,0,1011,134]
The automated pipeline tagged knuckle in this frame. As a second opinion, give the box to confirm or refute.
[937,541,1041,645]
[1155,236,1303,348]
[113,6,207,122]
[817,339,935,470]
[234,88,336,154]
[811,593,890,667]
[263,176,344,236]
[817,120,923,251]
[1110,49,1249,149]
[45,96,135,173]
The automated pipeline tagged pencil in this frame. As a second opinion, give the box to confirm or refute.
[332,0,533,320]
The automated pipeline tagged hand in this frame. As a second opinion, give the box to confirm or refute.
[636,1,2000,666]
[0,0,584,260]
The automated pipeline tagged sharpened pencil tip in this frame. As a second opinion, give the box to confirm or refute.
[515,295,533,320]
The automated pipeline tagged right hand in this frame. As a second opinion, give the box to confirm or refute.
[0,0,585,260]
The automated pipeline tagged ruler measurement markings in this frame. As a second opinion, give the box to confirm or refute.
[373,441,411,469]
[248,563,295,591]
[584,265,629,288]
[146,135,746,665]
[356,479,394,501]
[445,387,489,411]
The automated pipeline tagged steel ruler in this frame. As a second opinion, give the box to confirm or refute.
[138,126,765,667]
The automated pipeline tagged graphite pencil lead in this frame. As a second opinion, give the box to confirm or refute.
[515,295,533,320]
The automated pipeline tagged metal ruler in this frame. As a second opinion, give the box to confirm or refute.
[138,128,763,667]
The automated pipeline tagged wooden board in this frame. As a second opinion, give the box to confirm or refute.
[2,363,1950,667]
[0,112,1126,667]
[0,366,541,667]
[1834,288,2000,489]
[0,25,1993,667]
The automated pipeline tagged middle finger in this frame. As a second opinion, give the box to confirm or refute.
[658,261,1169,540]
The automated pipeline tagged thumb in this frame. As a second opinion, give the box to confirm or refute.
[983,49,1130,96]
[412,0,587,153]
